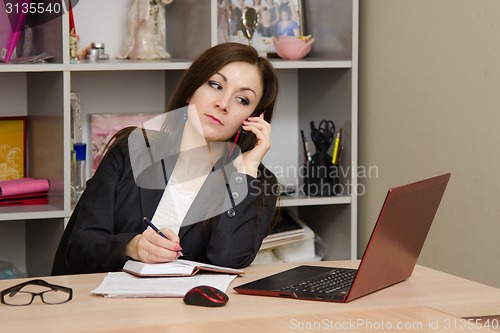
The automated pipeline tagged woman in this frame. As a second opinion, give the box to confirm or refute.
[276,7,300,37]
[278,0,299,24]
[52,43,280,275]
[263,0,279,25]
[257,9,277,38]
[251,0,264,15]
[232,0,248,36]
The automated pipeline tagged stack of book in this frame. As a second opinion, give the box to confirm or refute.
[255,209,317,264]
[260,209,315,250]
[0,178,50,206]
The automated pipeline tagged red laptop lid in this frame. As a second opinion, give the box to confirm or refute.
[347,173,451,301]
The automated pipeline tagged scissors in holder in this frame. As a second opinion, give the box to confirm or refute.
[311,120,335,152]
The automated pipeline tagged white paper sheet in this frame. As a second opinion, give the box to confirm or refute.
[91,272,238,298]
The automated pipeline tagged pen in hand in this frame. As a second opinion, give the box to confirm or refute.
[143,217,183,258]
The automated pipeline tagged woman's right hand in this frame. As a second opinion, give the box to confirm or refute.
[125,227,182,263]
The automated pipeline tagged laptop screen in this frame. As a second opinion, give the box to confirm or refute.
[347,173,451,301]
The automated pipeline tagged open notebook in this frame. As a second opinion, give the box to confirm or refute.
[92,259,244,298]
[122,259,244,277]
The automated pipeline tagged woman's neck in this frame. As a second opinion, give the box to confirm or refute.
[177,119,226,174]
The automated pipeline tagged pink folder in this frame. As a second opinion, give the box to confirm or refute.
[0,1,31,63]
[0,177,50,196]
[0,192,48,206]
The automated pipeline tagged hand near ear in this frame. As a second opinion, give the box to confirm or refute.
[234,113,271,178]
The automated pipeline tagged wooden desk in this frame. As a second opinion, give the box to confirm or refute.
[1,261,499,333]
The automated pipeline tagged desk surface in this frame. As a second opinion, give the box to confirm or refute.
[1,260,499,333]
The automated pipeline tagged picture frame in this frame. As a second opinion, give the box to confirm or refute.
[218,0,305,55]
[0,116,27,181]
[90,113,161,174]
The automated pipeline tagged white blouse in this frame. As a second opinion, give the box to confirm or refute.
[151,174,206,235]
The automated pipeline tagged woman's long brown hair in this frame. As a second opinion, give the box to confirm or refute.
[106,43,281,231]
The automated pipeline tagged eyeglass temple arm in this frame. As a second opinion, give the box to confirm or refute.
[4,279,72,297]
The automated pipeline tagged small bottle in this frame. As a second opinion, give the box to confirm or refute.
[71,143,87,204]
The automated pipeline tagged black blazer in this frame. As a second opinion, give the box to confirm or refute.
[52,135,278,275]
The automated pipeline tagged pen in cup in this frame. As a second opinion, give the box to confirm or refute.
[332,132,340,165]
[301,130,313,163]
[143,217,183,257]
[332,127,343,165]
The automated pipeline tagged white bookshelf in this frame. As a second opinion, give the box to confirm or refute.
[0,0,358,276]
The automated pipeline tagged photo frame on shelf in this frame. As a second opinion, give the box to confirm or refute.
[0,116,27,181]
[218,0,305,55]
[90,113,161,174]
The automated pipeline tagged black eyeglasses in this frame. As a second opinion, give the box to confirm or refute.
[1,279,73,306]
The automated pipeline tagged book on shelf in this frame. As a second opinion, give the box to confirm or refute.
[265,209,305,240]
[122,259,244,277]
[260,208,314,250]
[255,209,319,264]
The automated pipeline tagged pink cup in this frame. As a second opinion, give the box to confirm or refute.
[272,36,315,60]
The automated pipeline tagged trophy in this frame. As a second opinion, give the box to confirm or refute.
[240,8,258,45]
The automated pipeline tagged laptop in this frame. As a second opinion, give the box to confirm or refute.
[234,173,451,302]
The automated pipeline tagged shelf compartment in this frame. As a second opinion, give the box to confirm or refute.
[26,72,65,211]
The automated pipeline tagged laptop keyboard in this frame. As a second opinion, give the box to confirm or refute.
[280,269,356,294]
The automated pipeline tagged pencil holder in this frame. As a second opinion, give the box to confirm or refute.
[304,152,340,196]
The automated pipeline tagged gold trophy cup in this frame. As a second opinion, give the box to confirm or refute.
[241,8,258,45]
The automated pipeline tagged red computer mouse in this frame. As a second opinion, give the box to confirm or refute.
[183,285,229,307]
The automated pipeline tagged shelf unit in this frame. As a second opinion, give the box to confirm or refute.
[0,0,358,277]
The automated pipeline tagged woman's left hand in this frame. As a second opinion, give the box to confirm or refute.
[237,113,271,177]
